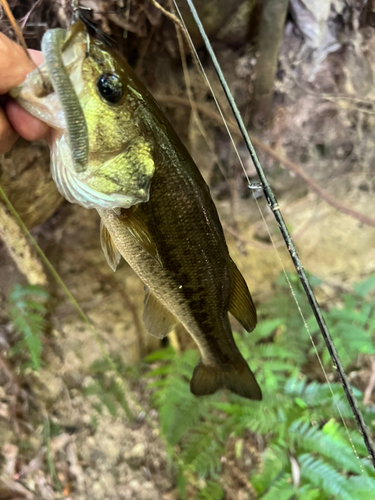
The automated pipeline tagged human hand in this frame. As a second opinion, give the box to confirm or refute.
[0,33,50,154]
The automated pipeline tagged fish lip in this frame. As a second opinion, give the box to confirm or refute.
[9,87,20,99]
[136,189,150,204]
[65,19,88,42]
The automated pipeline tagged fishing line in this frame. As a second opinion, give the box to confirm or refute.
[170,2,249,185]
[0,184,203,489]
[171,5,235,212]
[0,186,117,371]
[176,0,375,469]
[253,193,364,473]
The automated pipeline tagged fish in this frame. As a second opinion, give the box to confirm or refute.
[10,21,155,210]
[10,20,262,401]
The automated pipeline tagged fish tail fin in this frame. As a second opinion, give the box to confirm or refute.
[190,358,262,401]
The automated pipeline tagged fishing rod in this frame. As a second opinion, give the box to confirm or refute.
[183,0,375,468]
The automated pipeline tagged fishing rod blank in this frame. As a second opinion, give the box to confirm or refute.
[184,0,375,468]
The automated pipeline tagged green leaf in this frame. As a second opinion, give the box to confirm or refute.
[194,481,224,500]
[354,276,375,298]
[8,284,49,371]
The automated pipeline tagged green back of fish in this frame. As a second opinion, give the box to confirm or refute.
[60,34,262,400]
[107,52,261,399]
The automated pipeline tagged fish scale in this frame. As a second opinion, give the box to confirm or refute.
[11,19,262,401]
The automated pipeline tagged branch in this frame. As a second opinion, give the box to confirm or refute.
[156,94,375,229]
[0,202,47,286]
[252,0,290,127]
[364,357,375,405]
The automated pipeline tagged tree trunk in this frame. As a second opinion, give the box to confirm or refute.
[252,0,289,128]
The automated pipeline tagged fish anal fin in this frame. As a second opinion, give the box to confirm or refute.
[229,262,257,332]
[143,288,178,339]
[190,362,222,396]
[100,220,121,272]
[190,358,262,401]
[120,208,161,265]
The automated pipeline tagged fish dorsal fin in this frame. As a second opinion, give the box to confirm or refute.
[121,209,162,266]
[100,220,121,271]
[228,262,257,332]
[143,287,178,339]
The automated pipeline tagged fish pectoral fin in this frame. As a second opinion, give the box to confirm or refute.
[120,209,162,266]
[228,262,257,332]
[190,358,262,401]
[100,220,122,272]
[143,288,178,339]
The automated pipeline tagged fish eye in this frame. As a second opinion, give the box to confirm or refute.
[96,73,123,104]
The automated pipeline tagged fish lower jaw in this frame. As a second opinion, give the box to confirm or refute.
[50,137,149,210]
[53,166,148,210]
[12,92,67,131]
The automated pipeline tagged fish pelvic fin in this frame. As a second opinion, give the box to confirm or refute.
[229,261,257,332]
[100,219,121,272]
[143,287,178,339]
[190,358,262,401]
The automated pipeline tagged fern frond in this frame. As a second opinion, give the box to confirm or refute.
[144,275,375,499]
[260,474,296,500]
[193,448,222,478]
[9,284,49,370]
[289,419,363,474]
[194,480,224,500]
[84,375,132,420]
[354,275,375,297]
[296,484,322,500]
[299,454,353,500]
[181,419,223,476]
[251,445,290,493]
[345,475,375,498]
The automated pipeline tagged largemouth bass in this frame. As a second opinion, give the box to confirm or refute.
[10,22,155,210]
[10,21,262,400]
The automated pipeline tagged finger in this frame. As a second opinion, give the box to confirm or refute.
[29,49,44,66]
[6,99,49,142]
[0,34,36,94]
[0,108,18,153]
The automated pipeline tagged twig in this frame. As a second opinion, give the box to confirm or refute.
[147,0,185,33]
[117,282,145,359]
[223,202,317,250]
[146,0,201,75]
[170,0,237,225]
[0,0,33,60]
[155,94,375,229]
[0,203,47,286]
[364,357,375,405]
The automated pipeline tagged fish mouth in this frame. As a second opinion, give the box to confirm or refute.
[65,19,88,40]
[10,21,153,211]
[10,20,88,130]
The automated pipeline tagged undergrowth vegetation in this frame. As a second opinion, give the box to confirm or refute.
[144,273,375,499]
[8,284,49,371]
[7,274,375,499]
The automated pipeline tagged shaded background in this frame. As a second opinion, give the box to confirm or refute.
[0,1,375,499]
